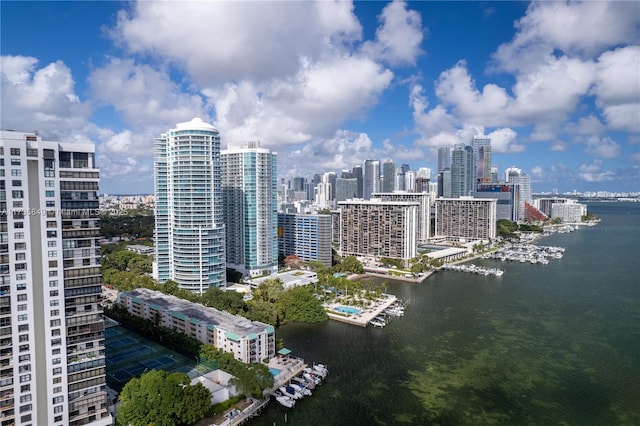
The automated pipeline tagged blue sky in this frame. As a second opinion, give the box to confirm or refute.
[1,1,639,194]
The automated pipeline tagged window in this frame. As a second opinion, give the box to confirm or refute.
[54,405,63,414]
[15,263,27,271]
[17,304,27,311]
[19,354,30,362]
[14,221,24,228]
[11,169,21,176]
[20,394,32,403]
[52,367,62,375]
[46,221,57,228]
[21,384,30,392]
[17,294,27,301]
[49,280,58,287]
[53,396,63,404]
[47,240,57,247]
[52,358,61,365]
[48,251,57,257]
[19,374,31,383]
[47,231,57,238]
[50,290,58,297]
[15,252,26,261]
[13,200,23,208]
[12,190,24,198]
[10,148,20,155]
[14,232,24,239]
[11,159,21,166]
[50,319,61,327]
[51,329,60,336]
[49,270,58,277]
[12,180,22,186]
[15,242,26,250]
[19,344,29,352]
[48,260,57,267]
[18,364,30,372]
[17,283,26,290]
[50,310,59,316]
[46,200,55,207]
[50,300,59,306]
[18,324,28,332]
[45,190,54,197]
[20,403,32,413]
[45,180,55,187]
[16,273,26,280]
[17,314,28,321]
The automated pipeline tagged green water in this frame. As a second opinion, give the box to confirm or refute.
[250,203,639,425]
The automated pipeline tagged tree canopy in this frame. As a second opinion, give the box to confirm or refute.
[116,370,210,426]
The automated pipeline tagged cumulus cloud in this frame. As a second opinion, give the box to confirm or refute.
[111,1,363,86]
[0,55,91,139]
[578,160,615,182]
[361,0,424,66]
[491,1,639,74]
[88,58,207,131]
[585,136,621,159]
[209,56,393,148]
[550,141,568,152]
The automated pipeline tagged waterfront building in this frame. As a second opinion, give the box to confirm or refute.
[535,197,569,218]
[434,197,497,241]
[277,213,332,267]
[154,118,226,292]
[551,200,586,223]
[244,270,318,290]
[338,199,418,263]
[372,192,431,243]
[0,130,111,426]
[363,160,380,200]
[222,141,278,277]
[118,289,276,364]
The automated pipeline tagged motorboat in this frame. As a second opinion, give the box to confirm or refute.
[273,391,295,408]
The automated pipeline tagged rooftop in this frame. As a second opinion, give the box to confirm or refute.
[122,288,273,336]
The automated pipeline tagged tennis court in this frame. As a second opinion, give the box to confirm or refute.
[105,324,213,391]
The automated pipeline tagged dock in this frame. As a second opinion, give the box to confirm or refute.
[325,294,398,327]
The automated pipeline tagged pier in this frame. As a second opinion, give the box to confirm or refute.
[325,294,399,327]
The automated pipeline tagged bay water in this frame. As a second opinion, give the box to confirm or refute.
[250,202,639,425]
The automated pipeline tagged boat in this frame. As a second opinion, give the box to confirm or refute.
[292,375,315,390]
[369,318,386,327]
[303,372,321,385]
[279,386,303,400]
[312,364,328,378]
[290,382,312,396]
[273,392,295,408]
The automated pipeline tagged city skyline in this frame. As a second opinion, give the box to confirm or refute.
[1,1,638,194]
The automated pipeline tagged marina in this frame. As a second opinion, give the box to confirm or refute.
[441,263,504,276]
[482,243,564,264]
[325,293,401,327]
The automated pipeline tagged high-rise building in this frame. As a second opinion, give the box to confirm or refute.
[154,118,227,292]
[373,192,431,243]
[381,159,396,193]
[362,160,380,200]
[351,165,363,199]
[437,147,450,173]
[450,144,474,197]
[335,177,358,202]
[222,141,278,277]
[471,136,492,187]
[435,197,497,241]
[0,130,112,426]
[277,213,332,266]
[338,199,418,262]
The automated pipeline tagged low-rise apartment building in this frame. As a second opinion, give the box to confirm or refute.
[118,289,275,364]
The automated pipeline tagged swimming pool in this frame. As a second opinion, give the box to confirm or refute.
[269,368,281,377]
[334,306,361,315]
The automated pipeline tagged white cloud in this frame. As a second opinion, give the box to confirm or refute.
[550,141,568,152]
[487,128,525,153]
[566,115,605,136]
[492,1,639,74]
[0,55,90,139]
[361,0,424,66]
[585,136,621,159]
[578,160,615,182]
[88,58,207,131]
[112,1,363,86]
[210,56,393,148]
